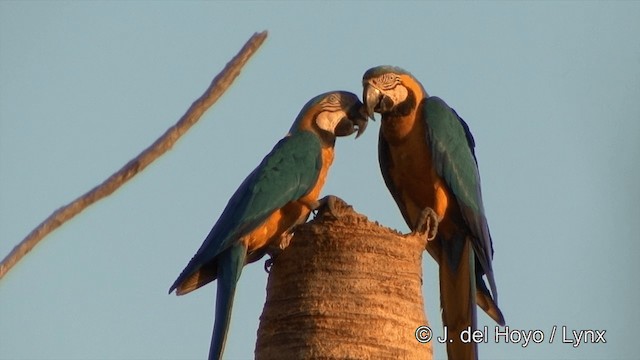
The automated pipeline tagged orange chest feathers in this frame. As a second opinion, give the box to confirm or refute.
[382,111,450,226]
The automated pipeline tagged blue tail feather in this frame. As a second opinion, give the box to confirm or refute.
[208,244,247,360]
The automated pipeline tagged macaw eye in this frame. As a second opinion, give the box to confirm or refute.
[328,93,340,103]
[376,73,399,90]
[321,93,342,109]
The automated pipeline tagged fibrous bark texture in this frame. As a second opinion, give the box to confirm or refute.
[256,198,432,359]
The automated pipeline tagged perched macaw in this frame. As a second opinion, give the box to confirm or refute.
[362,66,505,359]
[169,91,367,360]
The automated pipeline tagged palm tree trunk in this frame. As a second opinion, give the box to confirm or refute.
[255,197,433,359]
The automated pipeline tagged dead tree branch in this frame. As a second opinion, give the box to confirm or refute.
[0,31,268,281]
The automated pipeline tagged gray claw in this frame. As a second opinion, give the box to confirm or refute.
[312,195,340,219]
[264,258,274,273]
[413,207,440,241]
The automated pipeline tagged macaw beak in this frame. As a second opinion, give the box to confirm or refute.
[363,83,382,120]
[335,106,368,139]
[352,102,369,139]
[354,111,368,139]
[334,103,369,139]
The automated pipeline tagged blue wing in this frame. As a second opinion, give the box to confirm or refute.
[169,130,322,294]
[423,97,497,301]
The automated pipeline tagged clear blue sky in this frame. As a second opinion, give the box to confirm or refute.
[1,2,638,359]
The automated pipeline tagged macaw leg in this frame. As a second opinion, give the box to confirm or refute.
[412,206,441,241]
[209,243,247,360]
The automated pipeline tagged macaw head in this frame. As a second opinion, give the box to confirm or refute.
[362,66,427,119]
[290,91,368,141]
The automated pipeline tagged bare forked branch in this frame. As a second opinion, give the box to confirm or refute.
[0,31,268,281]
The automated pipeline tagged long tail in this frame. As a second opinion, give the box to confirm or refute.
[476,269,505,326]
[209,244,247,360]
[439,235,477,360]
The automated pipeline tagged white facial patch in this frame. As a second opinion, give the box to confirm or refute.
[316,110,346,133]
[388,84,408,105]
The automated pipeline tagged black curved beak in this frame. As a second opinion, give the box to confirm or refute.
[363,83,382,120]
[352,102,369,139]
[334,102,369,139]
[354,116,368,138]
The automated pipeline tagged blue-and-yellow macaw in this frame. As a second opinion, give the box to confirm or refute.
[169,91,367,360]
[362,66,505,360]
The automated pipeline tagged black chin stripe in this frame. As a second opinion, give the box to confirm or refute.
[393,91,417,116]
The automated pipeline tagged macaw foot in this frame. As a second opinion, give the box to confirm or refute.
[277,231,295,250]
[412,207,440,241]
[311,195,341,219]
[264,231,295,273]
